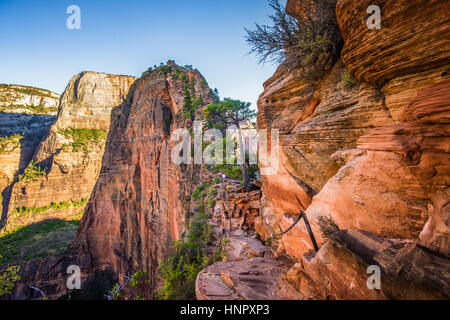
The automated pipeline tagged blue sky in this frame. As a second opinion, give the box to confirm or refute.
[0,0,278,108]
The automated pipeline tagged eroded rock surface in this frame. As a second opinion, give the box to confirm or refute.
[286,230,449,300]
[0,85,59,226]
[196,257,302,300]
[257,0,450,299]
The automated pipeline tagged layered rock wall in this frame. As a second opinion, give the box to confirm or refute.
[0,84,60,115]
[256,0,450,299]
[7,72,136,211]
[0,85,59,220]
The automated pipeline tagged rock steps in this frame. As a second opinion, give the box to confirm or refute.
[196,221,304,300]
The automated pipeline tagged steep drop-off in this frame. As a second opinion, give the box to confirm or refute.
[0,73,135,268]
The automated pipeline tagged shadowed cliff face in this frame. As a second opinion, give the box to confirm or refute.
[0,85,59,231]
[0,84,60,194]
[256,0,449,299]
[70,64,215,294]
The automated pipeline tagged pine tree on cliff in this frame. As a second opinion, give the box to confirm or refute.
[245,0,342,71]
[202,98,256,188]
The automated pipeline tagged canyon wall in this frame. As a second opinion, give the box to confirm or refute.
[7,72,136,213]
[256,0,449,299]
[0,85,59,222]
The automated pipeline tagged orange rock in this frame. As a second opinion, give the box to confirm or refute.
[336,0,450,86]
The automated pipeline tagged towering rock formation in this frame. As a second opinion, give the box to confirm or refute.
[2,0,449,301]
[4,63,217,299]
[7,72,136,213]
[256,0,449,299]
[70,63,215,293]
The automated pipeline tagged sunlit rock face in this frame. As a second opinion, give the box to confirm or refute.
[257,0,450,299]
[0,85,59,220]
[337,0,450,87]
[56,72,137,131]
[8,72,136,212]
[0,84,60,115]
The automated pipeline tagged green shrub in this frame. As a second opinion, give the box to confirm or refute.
[0,134,22,153]
[19,162,47,182]
[192,182,210,200]
[62,128,107,154]
[342,68,358,90]
[0,265,20,297]
[108,270,152,300]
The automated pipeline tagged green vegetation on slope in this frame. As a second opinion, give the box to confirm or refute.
[11,198,88,218]
[0,133,22,153]
[157,211,212,300]
[156,178,227,300]
[0,211,84,264]
[0,265,21,298]
[0,104,58,115]
[62,128,108,154]
[0,84,57,100]
[18,162,47,182]
[0,200,88,264]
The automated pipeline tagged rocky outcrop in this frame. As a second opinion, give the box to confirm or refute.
[69,63,217,295]
[257,0,450,299]
[287,230,449,300]
[196,257,302,300]
[0,84,60,115]
[54,72,137,131]
[197,201,302,300]
[7,72,136,212]
[212,181,262,231]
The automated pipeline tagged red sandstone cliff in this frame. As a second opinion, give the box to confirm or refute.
[70,63,215,290]
[2,62,216,299]
[255,0,449,299]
